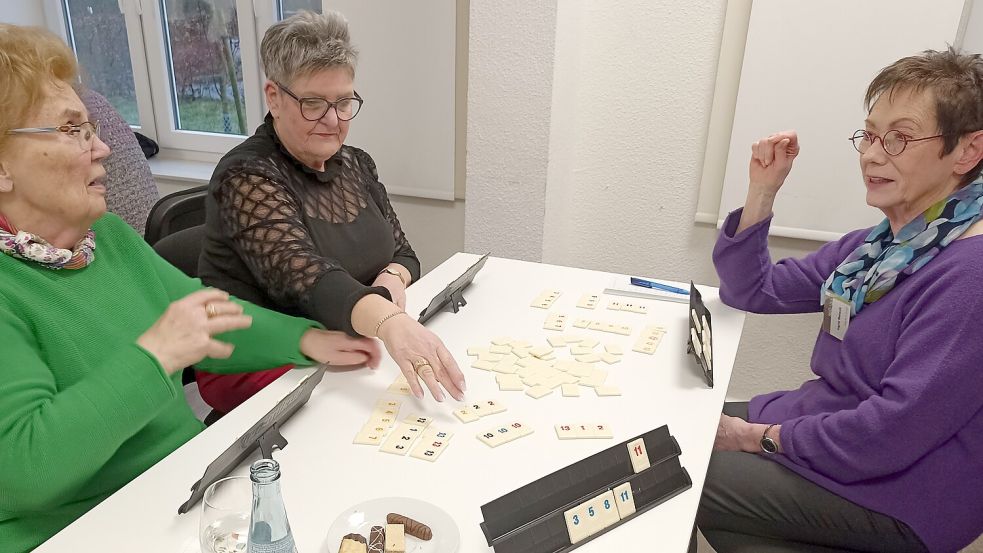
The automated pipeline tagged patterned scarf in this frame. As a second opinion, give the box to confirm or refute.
[0,214,95,270]
[821,177,983,316]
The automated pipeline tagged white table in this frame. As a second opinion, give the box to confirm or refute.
[37,253,746,553]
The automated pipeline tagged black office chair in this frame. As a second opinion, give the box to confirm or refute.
[153,225,205,278]
[144,185,208,246]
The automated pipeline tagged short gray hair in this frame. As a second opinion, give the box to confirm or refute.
[261,10,358,85]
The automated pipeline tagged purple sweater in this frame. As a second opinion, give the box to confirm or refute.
[713,209,983,553]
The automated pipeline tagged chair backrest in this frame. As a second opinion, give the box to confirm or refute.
[144,185,208,246]
[152,224,205,278]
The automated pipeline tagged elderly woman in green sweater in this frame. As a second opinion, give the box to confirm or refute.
[0,24,381,553]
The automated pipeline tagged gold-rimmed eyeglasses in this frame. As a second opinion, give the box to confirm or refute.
[849,129,943,156]
[5,121,102,151]
[275,82,363,122]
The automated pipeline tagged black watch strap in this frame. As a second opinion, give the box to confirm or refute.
[760,423,779,454]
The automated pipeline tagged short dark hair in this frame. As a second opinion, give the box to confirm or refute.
[865,47,983,185]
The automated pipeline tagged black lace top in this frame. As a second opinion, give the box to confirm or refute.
[198,114,420,336]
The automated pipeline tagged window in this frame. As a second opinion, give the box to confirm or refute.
[44,0,458,200]
[278,0,321,20]
[159,0,246,136]
[62,0,141,125]
[46,0,282,154]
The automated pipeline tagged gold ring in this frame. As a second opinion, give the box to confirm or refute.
[412,358,431,369]
[206,304,218,318]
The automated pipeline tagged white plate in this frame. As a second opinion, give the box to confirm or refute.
[323,496,460,553]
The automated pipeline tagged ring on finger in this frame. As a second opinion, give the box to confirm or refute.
[412,358,431,370]
[206,304,218,318]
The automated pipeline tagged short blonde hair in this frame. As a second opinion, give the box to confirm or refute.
[0,24,79,153]
[261,10,357,86]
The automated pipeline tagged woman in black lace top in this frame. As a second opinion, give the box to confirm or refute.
[197,10,465,412]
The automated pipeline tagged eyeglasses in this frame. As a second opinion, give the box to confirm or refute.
[849,129,943,156]
[5,121,102,151]
[275,82,363,122]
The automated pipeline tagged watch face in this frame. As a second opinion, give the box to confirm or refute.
[761,437,778,454]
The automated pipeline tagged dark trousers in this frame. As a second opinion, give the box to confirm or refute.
[692,402,928,553]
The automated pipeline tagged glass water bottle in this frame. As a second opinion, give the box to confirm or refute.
[247,459,298,553]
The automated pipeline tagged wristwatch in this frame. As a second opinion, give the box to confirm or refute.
[378,267,406,286]
[760,424,779,454]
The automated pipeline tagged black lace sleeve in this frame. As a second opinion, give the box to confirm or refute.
[215,161,391,335]
[355,149,422,282]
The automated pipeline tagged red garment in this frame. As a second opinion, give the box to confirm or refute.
[196,365,293,414]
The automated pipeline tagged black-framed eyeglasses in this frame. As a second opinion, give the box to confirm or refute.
[275,81,363,122]
[849,129,943,156]
[5,121,101,151]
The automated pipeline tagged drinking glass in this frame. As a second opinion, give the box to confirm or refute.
[199,476,251,553]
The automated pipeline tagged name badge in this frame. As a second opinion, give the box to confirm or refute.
[822,292,850,341]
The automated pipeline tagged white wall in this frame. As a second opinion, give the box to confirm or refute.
[464,0,558,262]
[0,0,46,26]
[467,0,825,401]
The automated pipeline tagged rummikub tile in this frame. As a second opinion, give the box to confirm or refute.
[627,437,651,473]
[561,383,581,397]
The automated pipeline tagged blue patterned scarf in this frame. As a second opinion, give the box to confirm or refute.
[820,177,983,316]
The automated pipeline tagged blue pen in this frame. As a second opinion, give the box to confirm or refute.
[630,277,690,295]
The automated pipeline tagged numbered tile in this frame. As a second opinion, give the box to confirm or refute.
[606,301,623,311]
[373,399,401,413]
[409,430,453,462]
[576,293,600,309]
[367,411,398,428]
[379,423,424,455]
[627,437,651,473]
[478,352,505,362]
[564,503,591,545]
[621,302,648,314]
[612,482,637,519]
[610,324,633,336]
[572,318,591,329]
[555,424,580,440]
[481,399,507,415]
[543,313,568,331]
[353,428,387,446]
[491,336,513,346]
[467,346,488,356]
[386,381,412,395]
[584,491,620,534]
[561,383,581,397]
[512,347,531,359]
[453,407,480,423]
[531,289,562,309]
[476,426,512,448]
[402,414,433,428]
[488,344,512,354]
[588,423,614,439]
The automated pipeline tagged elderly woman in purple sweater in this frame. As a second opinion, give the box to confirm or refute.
[696,49,983,553]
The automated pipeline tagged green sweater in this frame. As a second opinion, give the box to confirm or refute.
[0,214,318,552]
